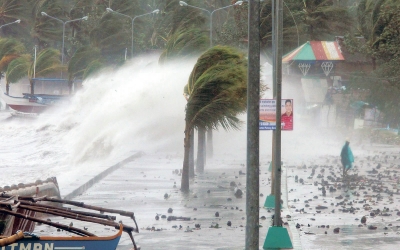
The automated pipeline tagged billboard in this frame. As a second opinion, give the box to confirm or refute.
[260,99,293,130]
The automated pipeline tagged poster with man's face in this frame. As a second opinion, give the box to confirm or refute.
[259,99,293,130]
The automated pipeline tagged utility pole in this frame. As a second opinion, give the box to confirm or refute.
[264,0,293,248]
[265,0,277,209]
[246,0,260,249]
[273,0,283,227]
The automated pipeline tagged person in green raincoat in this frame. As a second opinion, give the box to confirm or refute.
[340,139,354,177]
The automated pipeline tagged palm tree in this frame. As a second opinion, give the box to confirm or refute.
[181,45,247,192]
[89,14,128,65]
[159,26,208,63]
[0,38,26,94]
[355,0,399,68]
[0,0,28,38]
[67,45,102,92]
[298,0,353,40]
[31,1,67,46]
[5,48,63,94]
[5,54,31,91]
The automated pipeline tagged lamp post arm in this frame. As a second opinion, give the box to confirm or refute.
[209,4,238,47]
[109,11,132,21]
[108,9,158,58]
[132,11,155,21]
[0,23,12,29]
[131,11,158,57]
[0,20,20,29]
[64,17,88,25]
[44,15,64,24]
[211,4,236,16]
[183,4,210,15]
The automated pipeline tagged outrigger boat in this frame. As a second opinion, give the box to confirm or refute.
[0,224,124,250]
[0,78,72,114]
[0,195,140,250]
[0,178,60,236]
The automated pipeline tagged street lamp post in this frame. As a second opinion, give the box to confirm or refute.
[179,1,243,47]
[106,8,159,58]
[41,12,88,68]
[0,19,21,29]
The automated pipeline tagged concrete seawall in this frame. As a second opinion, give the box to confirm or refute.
[63,152,144,200]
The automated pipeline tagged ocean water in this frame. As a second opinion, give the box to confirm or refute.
[0,55,346,193]
[0,55,192,190]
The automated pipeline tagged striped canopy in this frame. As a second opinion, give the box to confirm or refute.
[283,41,344,63]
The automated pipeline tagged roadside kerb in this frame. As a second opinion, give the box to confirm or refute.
[63,152,144,200]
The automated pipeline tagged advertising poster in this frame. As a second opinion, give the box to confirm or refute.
[259,99,293,130]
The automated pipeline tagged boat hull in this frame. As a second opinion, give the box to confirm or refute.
[1,236,121,250]
[8,104,47,114]
[0,225,123,250]
[1,92,47,114]
[0,178,61,236]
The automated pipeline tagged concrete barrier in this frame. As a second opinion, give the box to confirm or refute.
[63,152,143,200]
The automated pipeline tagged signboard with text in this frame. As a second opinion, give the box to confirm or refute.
[259,99,293,130]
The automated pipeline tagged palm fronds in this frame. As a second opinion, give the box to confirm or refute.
[5,54,31,84]
[29,48,64,77]
[159,26,208,63]
[68,45,101,79]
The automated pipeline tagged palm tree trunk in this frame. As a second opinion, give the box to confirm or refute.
[6,82,9,95]
[196,126,206,173]
[206,129,213,159]
[181,123,191,192]
[189,128,195,178]
[68,79,73,95]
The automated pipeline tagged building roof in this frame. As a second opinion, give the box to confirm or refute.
[283,41,345,63]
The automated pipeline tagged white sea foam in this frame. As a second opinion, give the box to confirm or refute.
[0,55,345,190]
[0,55,192,188]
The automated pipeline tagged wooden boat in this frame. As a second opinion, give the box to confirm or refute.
[1,78,71,114]
[0,195,139,250]
[0,178,60,236]
[0,224,123,250]
[0,92,69,114]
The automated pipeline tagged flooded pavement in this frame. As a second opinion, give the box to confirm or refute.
[33,144,400,249]
[286,145,400,250]
[34,153,278,249]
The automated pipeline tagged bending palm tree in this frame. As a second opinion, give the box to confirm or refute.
[5,48,63,94]
[0,38,26,94]
[159,26,208,63]
[181,46,247,192]
[67,45,103,93]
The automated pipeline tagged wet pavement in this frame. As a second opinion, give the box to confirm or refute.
[33,144,400,249]
[35,153,281,249]
[286,145,400,250]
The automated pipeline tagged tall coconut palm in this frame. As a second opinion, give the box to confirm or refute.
[181,45,247,192]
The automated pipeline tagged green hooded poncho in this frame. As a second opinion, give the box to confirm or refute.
[340,141,354,170]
